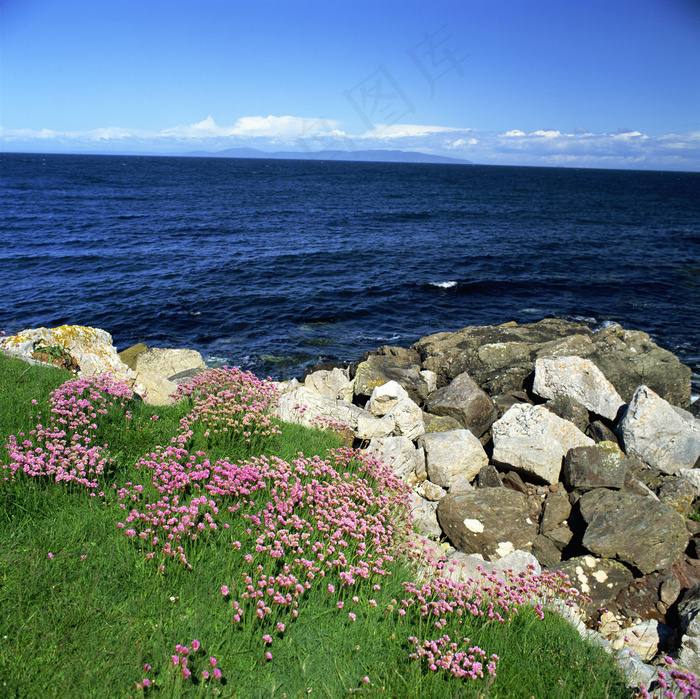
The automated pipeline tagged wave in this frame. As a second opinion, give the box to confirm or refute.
[429,281,458,289]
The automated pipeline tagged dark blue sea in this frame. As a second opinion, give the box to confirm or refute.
[1,153,699,397]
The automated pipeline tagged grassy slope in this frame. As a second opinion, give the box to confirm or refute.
[0,355,633,698]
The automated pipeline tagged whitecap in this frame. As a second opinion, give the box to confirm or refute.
[429,281,458,289]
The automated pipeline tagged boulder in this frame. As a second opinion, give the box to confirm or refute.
[539,491,572,533]
[657,477,696,517]
[131,347,207,380]
[444,550,541,585]
[492,403,594,484]
[417,430,488,489]
[367,380,409,416]
[355,415,395,440]
[276,386,369,432]
[533,356,625,421]
[563,442,627,491]
[364,436,425,482]
[608,621,674,662]
[556,556,635,614]
[353,354,426,404]
[406,492,441,538]
[416,480,447,502]
[579,488,690,575]
[613,570,677,623]
[532,535,563,568]
[425,371,497,439]
[436,488,538,560]
[422,412,463,434]
[619,386,700,474]
[304,367,352,399]
[384,397,425,441]
[132,372,178,406]
[476,464,502,489]
[118,342,149,368]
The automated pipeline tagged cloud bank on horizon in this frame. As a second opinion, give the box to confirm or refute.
[2,116,698,170]
[1,0,698,171]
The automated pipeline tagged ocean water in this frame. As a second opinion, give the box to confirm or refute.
[1,153,698,395]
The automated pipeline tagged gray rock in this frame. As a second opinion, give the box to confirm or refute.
[444,549,541,584]
[545,524,574,552]
[352,354,423,403]
[416,480,447,501]
[540,491,572,533]
[533,355,625,421]
[436,488,538,560]
[545,394,590,434]
[425,371,497,439]
[492,403,594,484]
[608,620,674,662]
[532,534,563,567]
[417,430,488,488]
[657,477,696,517]
[476,464,502,489]
[411,319,691,407]
[679,468,700,497]
[422,412,464,434]
[619,385,700,474]
[579,488,690,575]
[563,442,627,491]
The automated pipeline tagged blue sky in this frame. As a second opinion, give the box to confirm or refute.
[1,0,699,170]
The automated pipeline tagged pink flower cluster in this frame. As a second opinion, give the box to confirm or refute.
[3,374,133,491]
[170,639,222,682]
[408,634,497,680]
[174,366,281,448]
[635,656,700,698]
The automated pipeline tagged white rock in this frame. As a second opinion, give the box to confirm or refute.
[420,370,437,395]
[367,380,409,417]
[492,403,594,484]
[304,368,352,400]
[365,436,424,481]
[416,480,447,501]
[533,356,625,421]
[418,429,488,488]
[276,386,368,431]
[355,415,395,440]
[131,347,206,379]
[385,397,425,441]
[620,385,700,474]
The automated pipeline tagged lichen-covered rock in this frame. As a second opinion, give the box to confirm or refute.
[539,491,572,533]
[2,325,131,379]
[436,488,538,560]
[657,476,696,517]
[353,355,425,403]
[533,356,625,421]
[563,442,627,491]
[422,412,463,433]
[425,371,497,439]
[418,430,488,488]
[579,488,690,575]
[619,386,700,474]
[492,403,594,484]
[556,555,635,614]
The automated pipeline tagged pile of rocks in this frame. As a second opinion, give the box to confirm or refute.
[275,318,700,680]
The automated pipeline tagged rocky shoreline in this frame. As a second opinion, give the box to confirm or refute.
[3,318,700,690]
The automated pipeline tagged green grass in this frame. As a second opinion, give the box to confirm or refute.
[0,354,634,698]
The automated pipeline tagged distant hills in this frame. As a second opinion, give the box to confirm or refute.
[183,147,471,165]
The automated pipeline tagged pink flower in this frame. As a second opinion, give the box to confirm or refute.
[191,639,200,652]
[142,678,150,687]
[212,668,222,679]
[265,652,272,661]
[209,657,217,667]
[221,585,229,595]
[144,664,151,671]
[182,667,191,679]
[172,655,179,665]
[337,601,344,609]
[349,612,356,621]
[48,552,54,559]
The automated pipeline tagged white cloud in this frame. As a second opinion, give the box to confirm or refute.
[1,117,698,171]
